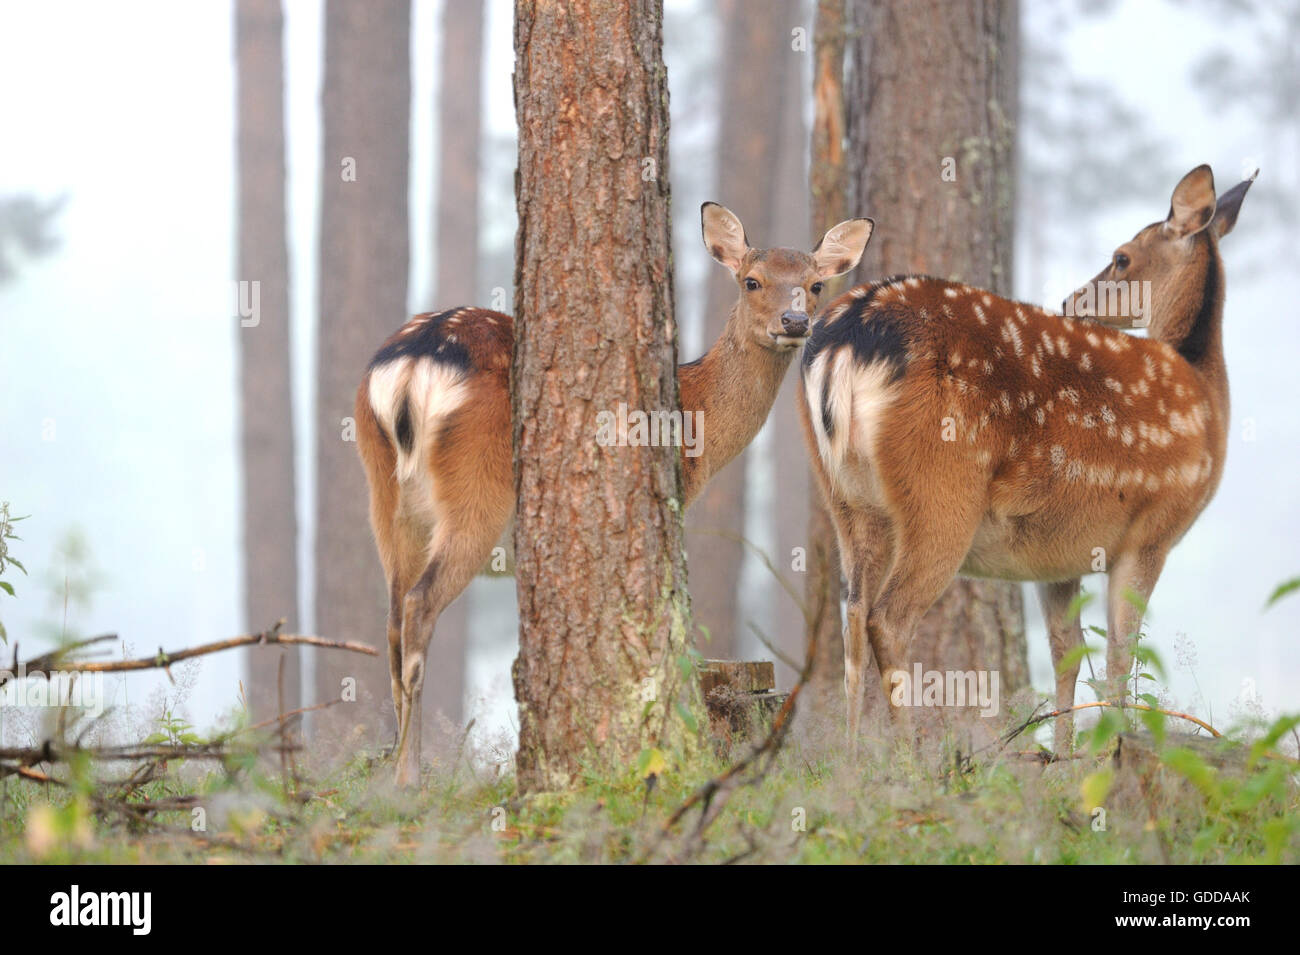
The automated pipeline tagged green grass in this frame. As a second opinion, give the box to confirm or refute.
[3,708,1296,864]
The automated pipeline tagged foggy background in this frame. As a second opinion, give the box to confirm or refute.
[1,0,1296,755]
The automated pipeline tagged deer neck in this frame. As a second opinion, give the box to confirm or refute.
[1156,239,1229,410]
[678,306,795,502]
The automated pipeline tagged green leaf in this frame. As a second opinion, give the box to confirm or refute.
[1086,624,1107,639]
[1056,643,1098,673]
[1087,709,1125,753]
[0,581,13,597]
[1248,713,1300,767]
[675,701,699,734]
[1080,767,1114,810]
[1122,587,1149,615]
[1139,703,1166,746]
[6,557,26,575]
[1134,644,1167,680]
[1265,577,1300,609]
[1229,763,1286,812]
[1161,748,1219,801]
[676,653,693,680]
[1064,590,1094,624]
[636,747,667,779]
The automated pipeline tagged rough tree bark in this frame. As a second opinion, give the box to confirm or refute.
[804,0,849,717]
[423,0,486,731]
[688,0,796,661]
[235,0,300,718]
[846,0,1029,693]
[314,0,411,746]
[512,0,699,792]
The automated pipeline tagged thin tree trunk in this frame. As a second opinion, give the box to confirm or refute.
[688,0,793,661]
[768,0,813,687]
[805,0,849,718]
[314,0,411,747]
[424,0,486,732]
[235,0,300,718]
[846,0,1029,695]
[512,0,699,792]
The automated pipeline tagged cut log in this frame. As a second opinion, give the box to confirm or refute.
[700,660,775,697]
[700,659,783,745]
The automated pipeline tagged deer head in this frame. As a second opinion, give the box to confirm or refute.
[701,202,873,351]
[1065,164,1255,356]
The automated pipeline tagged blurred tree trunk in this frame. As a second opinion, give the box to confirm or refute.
[314,0,411,746]
[804,0,848,717]
[688,0,793,662]
[768,0,813,688]
[423,0,486,732]
[235,0,300,719]
[512,0,698,792]
[846,0,1029,693]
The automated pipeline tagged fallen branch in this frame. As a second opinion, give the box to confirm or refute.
[1,623,377,690]
[1001,699,1221,746]
[0,740,299,770]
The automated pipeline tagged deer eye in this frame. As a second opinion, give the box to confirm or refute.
[744,277,761,291]
[1114,253,1130,270]
[810,282,824,295]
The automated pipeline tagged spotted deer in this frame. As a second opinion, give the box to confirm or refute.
[799,165,1254,752]
[357,203,873,785]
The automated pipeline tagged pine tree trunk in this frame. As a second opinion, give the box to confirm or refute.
[235,0,300,718]
[846,0,1029,693]
[512,0,699,792]
[687,0,795,661]
[314,0,411,747]
[424,0,486,731]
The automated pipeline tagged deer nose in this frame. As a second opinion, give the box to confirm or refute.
[781,311,809,336]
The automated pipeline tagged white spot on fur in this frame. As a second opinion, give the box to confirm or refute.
[1002,321,1024,357]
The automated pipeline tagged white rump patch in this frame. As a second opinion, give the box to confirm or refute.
[368,357,471,485]
[805,349,899,496]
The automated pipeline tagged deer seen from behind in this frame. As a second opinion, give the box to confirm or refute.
[799,165,1254,752]
[357,203,873,785]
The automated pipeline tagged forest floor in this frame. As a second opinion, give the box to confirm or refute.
[2,700,1297,864]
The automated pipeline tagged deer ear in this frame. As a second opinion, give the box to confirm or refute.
[812,217,874,278]
[1164,165,1217,239]
[701,202,749,273]
[1212,169,1256,240]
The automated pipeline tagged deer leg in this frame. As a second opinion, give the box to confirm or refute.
[394,518,503,788]
[1104,547,1167,707]
[386,579,406,750]
[838,504,895,750]
[1037,578,1084,755]
[865,503,980,739]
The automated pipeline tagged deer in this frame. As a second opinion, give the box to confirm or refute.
[356,202,874,785]
[798,164,1254,754]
